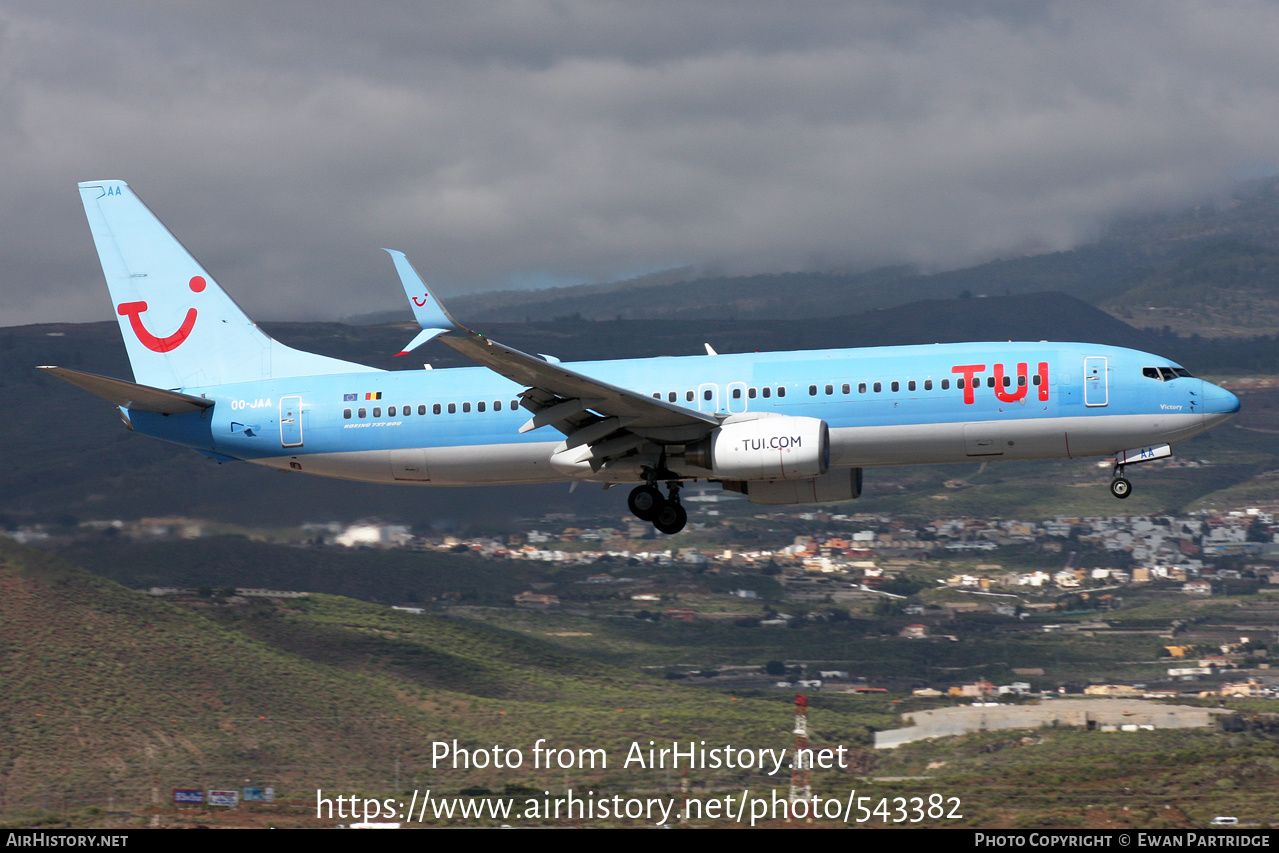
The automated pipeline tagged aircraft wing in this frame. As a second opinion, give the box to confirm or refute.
[384,250,718,466]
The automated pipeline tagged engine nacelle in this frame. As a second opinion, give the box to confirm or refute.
[723,468,863,505]
[686,415,829,480]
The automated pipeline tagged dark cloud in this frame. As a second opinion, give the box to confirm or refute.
[3,1,1278,325]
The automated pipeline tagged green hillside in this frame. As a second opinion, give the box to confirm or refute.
[0,539,879,827]
[1106,241,1279,337]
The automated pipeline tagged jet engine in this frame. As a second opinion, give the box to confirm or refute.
[685,415,829,480]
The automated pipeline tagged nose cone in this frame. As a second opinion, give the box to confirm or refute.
[1202,382,1241,416]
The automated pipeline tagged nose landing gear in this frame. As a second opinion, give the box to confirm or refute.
[1105,444,1173,500]
[628,481,688,534]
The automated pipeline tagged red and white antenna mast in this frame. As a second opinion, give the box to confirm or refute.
[789,693,812,808]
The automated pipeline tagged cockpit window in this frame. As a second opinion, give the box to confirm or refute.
[1145,366,1191,381]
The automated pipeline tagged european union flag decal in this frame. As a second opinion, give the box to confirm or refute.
[343,393,357,401]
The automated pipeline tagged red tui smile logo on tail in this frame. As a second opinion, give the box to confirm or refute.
[116,276,206,352]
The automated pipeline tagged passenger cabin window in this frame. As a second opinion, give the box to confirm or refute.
[748,387,757,399]
[924,379,933,391]
[419,405,427,415]
[809,385,817,396]
[942,379,950,390]
[358,407,367,418]
[477,401,486,412]
[732,388,742,399]
[873,382,882,393]
[777,387,786,397]
[494,401,502,411]
[762,387,771,398]
[448,403,456,414]
[343,408,352,419]
[373,407,381,417]
[686,391,694,402]
[891,381,899,392]
[432,404,441,415]
[858,383,867,394]
[703,389,713,401]
[388,406,397,416]
[986,377,995,388]
[908,380,916,392]
[825,384,833,395]
[842,383,850,394]
[668,392,677,402]
[462,402,471,413]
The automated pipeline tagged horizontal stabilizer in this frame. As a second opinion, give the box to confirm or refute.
[38,366,214,414]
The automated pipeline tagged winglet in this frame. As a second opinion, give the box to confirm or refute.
[383,249,465,357]
[395,327,448,356]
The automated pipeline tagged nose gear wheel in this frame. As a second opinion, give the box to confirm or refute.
[1109,463,1132,500]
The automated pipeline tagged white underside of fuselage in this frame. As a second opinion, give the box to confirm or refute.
[249,412,1228,487]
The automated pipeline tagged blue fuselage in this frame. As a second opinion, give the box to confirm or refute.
[126,340,1240,487]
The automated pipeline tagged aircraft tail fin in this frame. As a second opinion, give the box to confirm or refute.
[77,181,379,389]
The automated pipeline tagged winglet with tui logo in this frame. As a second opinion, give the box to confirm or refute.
[382,249,463,356]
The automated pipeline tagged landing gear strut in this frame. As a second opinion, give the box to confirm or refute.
[627,481,688,534]
[1109,464,1132,500]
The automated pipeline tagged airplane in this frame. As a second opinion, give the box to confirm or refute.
[43,180,1241,535]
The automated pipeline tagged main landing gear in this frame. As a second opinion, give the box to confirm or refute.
[1109,464,1132,500]
[628,482,688,534]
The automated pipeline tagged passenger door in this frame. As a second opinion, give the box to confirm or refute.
[1084,357,1108,407]
[279,396,303,447]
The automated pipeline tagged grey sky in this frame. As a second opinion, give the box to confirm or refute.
[4,1,1279,325]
